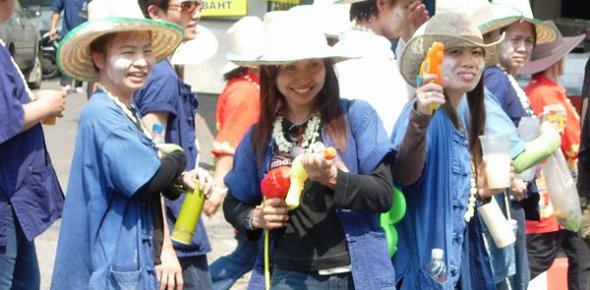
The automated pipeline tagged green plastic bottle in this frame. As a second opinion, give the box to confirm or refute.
[171,180,205,245]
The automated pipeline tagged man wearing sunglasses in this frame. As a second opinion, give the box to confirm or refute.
[136,0,211,290]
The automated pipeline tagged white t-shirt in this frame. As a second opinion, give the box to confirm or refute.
[334,30,413,137]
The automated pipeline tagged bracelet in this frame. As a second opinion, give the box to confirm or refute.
[243,210,254,231]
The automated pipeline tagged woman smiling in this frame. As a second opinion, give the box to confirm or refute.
[51,0,214,289]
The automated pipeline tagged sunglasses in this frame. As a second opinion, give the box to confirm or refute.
[167,0,201,15]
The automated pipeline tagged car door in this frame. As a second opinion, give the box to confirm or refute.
[13,2,38,71]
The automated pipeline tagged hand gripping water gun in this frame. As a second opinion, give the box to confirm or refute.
[285,147,337,209]
[417,41,445,111]
[260,166,291,290]
[379,187,407,256]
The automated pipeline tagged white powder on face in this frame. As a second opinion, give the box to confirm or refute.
[106,56,133,85]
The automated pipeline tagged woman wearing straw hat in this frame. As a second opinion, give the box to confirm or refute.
[480,2,559,289]
[0,0,66,288]
[520,30,590,290]
[50,0,214,288]
[392,12,505,289]
[207,16,264,290]
[222,10,439,290]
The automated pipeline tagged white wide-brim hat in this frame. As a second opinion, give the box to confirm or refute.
[401,12,503,87]
[228,10,357,66]
[436,0,522,35]
[289,3,352,39]
[57,0,183,82]
[171,25,219,66]
[491,0,557,44]
[222,16,264,75]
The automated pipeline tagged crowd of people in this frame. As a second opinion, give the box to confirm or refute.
[1,0,590,289]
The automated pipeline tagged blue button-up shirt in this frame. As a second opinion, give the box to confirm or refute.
[0,43,63,247]
[134,60,211,257]
[225,99,396,289]
[51,92,161,289]
[392,99,495,290]
[51,0,87,36]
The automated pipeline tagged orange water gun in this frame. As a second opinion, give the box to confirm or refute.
[418,42,445,111]
[285,147,337,209]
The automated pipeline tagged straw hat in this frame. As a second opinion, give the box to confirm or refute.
[57,0,183,81]
[518,27,585,75]
[289,2,352,39]
[171,25,219,65]
[491,0,557,44]
[228,10,357,66]
[400,12,503,87]
[221,16,264,74]
[436,0,522,35]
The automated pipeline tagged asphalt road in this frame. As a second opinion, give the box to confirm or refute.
[34,78,248,289]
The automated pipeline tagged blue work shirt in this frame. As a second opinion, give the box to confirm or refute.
[51,0,87,36]
[485,66,527,125]
[134,60,211,257]
[51,91,161,290]
[225,99,396,289]
[458,89,526,159]
[0,44,63,247]
[391,99,495,290]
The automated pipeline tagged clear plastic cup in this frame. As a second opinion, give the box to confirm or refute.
[480,133,511,189]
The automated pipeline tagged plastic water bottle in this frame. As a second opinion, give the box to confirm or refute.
[426,248,448,283]
[152,124,165,144]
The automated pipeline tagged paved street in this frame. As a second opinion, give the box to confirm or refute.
[35,79,249,289]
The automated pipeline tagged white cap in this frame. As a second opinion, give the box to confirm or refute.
[431,248,444,259]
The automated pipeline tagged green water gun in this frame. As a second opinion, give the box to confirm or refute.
[380,187,406,256]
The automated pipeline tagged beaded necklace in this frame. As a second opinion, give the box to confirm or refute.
[98,84,152,140]
[464,162,478,222]
[497,65,536,117]
[242,73,260,91]
[0,38,34,100]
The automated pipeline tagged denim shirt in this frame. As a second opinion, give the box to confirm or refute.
[0,45,63,247]
[52,92,161,289]
[134,60,211,257]
[458,89,526,159]
[225,99,396,289]
[391,100,494,290]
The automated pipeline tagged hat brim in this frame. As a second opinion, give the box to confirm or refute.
[228,48,357,66]
[479,16,521,35]
[518,34,585,75]
[401,34,504,87]
[171,25,218,65]
[57,18,183,82]
[522,18,558,45]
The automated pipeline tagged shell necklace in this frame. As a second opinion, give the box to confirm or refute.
[0,38,35,100]
[272,113,321,155]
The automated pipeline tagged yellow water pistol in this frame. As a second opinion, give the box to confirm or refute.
[285,147,337,209]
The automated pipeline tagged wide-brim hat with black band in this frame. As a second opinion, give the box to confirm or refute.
[400,12,503,87]
[518,28,585,75]
[57,0,184,82]
[228,10,357,67]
